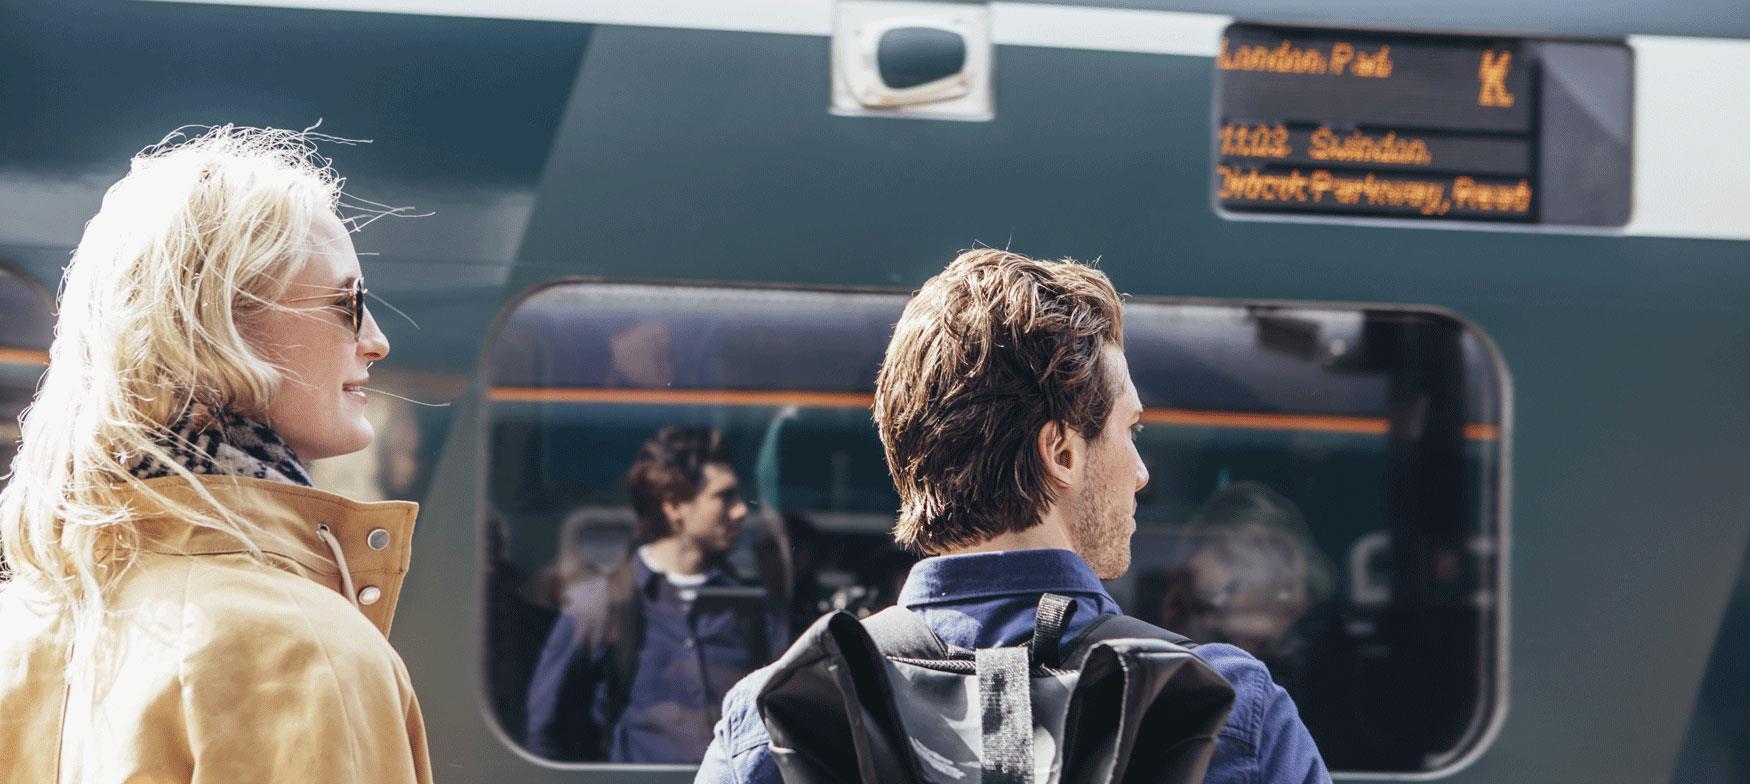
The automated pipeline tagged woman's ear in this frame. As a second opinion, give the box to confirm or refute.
[1036,420,1082,490]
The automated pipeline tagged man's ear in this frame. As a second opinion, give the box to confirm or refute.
[1037,419,1081,490]
[659,498,686,531]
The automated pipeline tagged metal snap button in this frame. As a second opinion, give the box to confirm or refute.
[367,528,390,551]
[358,586,382,605]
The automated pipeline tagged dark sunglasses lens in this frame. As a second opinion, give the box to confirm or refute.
[353,282,366,335]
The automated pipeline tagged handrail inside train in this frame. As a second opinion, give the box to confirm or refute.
[488,385,1503,441]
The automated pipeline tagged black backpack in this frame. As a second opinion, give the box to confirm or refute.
[755,594,1235,784]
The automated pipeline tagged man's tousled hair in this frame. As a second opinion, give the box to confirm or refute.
[874,249,1125,554]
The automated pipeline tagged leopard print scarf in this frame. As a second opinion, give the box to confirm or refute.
[128,407,313,487]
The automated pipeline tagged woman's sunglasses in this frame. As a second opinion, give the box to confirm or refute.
[283,278,368,337]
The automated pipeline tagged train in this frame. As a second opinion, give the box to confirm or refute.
[0,1,1746,782]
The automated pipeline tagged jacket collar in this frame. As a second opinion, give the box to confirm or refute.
[898,548,1113,608]
[120,475,419,637]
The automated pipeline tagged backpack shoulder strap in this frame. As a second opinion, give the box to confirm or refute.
[860,605,951,660]
[1060,614,1194,668]
[1030,593,1077,667]
[602,557,644,732]
[735,594,770,669]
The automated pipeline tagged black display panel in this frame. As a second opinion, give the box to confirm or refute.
[1214,24,1633,226]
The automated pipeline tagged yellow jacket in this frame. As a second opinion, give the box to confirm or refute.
[0,476,432,783]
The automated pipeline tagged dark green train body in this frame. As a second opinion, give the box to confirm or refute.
[0,1,1745,782]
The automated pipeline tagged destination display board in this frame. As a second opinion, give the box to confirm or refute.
[1215,25,1546,222]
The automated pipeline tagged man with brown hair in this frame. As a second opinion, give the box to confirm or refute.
[528,427,780,764]
[696,250,1329,783]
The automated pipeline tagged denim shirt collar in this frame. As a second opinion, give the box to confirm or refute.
[898,548,1113,607]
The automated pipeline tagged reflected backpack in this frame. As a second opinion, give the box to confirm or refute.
[755,594,1236,784]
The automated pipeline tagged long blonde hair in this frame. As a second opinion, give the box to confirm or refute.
[0,125,345,613]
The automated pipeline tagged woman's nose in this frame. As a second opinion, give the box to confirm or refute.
[358,307,390,361]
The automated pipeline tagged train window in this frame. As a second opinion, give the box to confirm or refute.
[0,266,53,572]
[0,267,52,469]
[483,282,1505,774]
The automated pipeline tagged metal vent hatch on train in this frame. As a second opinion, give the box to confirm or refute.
[832,0,994,121]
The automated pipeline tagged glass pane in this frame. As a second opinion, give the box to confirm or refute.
[0,267,52,470]
[484,283,1503,773]
[0,267,54,574]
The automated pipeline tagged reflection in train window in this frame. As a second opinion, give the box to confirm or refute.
[0,266,54,574]
[484,283,1505,774]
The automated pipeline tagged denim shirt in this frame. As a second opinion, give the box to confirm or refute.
[526,553,781,763]
[695,549,1331,784]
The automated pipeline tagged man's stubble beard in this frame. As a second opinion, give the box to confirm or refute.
[1068,465,1133,581]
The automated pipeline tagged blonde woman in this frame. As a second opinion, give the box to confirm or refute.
[0,127,431,782]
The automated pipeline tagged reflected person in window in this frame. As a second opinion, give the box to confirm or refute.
[1158,481,1337,685]
[527,427,785,763]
